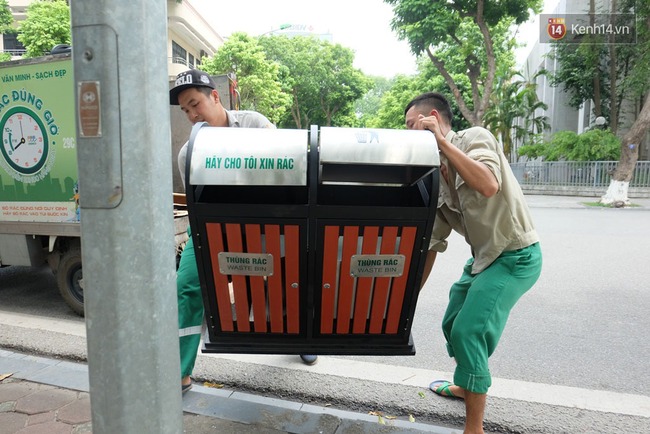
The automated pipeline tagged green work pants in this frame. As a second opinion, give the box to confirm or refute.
[441,242,542,394]
[177,231,204,379]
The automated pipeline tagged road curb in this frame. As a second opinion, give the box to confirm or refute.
[0,348,457,434]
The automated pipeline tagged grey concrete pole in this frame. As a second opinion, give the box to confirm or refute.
[69,1,183,433]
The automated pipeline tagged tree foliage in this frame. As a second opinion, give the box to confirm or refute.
[202,33,371,129]
[355,76,394,127]
[368,70,471,131]
[518,129,621,161]
[484,66,549,160]
[17,0,71,58]
[384,0,542,126]
[550,42,610,116]
[0,0,11,63]
[258,35,371,128]
[0,0,14,35]
[200,32,290,125]
[368,74,426,129]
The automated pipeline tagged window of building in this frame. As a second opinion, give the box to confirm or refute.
[2,33,25,55]
[172,40,187,66]
[188,53,195,68]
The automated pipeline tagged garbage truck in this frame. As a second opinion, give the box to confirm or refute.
[0,52,201,315]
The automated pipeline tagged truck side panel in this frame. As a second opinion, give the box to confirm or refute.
[0,55,80,228]
[0,233,45,266]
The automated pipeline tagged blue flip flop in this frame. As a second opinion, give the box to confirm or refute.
[429,380,462,399]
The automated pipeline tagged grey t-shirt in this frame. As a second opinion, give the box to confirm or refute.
[177,109,275,188]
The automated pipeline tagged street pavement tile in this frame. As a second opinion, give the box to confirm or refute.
[20,356,59,367]
[0,358,51,380]
[182,413,288,433]
[57,395,91,425]
[337,419,443,433]
[26,410,56,425]
[0,381,45,402]
[0,351,40,361]
[28,365,89,393]
[71,422,92,434]
[0,401,15,412]
[0,412,28,434]
[230,391,303,410]
[15,388,77,415]
[14,421,73,434]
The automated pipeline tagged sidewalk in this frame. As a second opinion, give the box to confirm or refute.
[0,349,458,434]
[523,193,650,209]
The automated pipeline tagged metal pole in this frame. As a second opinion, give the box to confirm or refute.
[69,1,183,433]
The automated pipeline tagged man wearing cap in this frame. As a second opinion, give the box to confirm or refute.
[170,69,276,186]
[170,69,318,394]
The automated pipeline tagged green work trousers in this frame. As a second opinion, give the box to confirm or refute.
[177,231,204,379]
[441,242,542,394]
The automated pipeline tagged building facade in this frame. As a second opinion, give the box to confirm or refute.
[166,0,223,79]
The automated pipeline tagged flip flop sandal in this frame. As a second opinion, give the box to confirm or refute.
[182,382,193,394]
[429,380,462,399]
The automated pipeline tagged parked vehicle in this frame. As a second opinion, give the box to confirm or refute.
[0,52,190,315]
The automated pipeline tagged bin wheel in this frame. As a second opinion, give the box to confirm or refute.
[56,246,84,316]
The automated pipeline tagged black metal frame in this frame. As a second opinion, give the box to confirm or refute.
[185,123,439,355]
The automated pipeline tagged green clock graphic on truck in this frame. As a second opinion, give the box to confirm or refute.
[1,106,49,175]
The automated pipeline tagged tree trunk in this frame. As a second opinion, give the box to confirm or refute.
[589,0,603,117]
[427,50,479,126]
[474,0,496,125]
[601,92,650,205]
[424,0,495,127]
[291,89,302,129]
[608,0,619,133]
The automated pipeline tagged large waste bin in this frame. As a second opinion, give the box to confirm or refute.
[185,124,439,355]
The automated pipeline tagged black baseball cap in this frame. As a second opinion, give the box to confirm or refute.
[169,69,216,105]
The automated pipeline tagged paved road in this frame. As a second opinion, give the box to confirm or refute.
[377,205,650,395]
[1,196,650,433]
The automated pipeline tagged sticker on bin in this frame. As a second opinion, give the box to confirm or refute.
[218,252,274,276]
[350,254,406,277]
[189,127,308,185]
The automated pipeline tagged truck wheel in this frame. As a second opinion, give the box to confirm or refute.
[56,247,84,316]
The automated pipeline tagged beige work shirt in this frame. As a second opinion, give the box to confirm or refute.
[429,127,539,274]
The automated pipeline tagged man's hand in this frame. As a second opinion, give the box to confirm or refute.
[418,114,498,198]
[417,114,445,145]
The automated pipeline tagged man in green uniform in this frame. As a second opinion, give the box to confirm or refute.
[405,92,542,434]
[170,69,317,394]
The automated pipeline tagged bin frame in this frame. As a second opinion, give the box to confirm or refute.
[185,124,439,355]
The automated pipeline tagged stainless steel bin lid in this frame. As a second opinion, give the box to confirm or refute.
[189,126,308,186]
[319,127,439,185]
